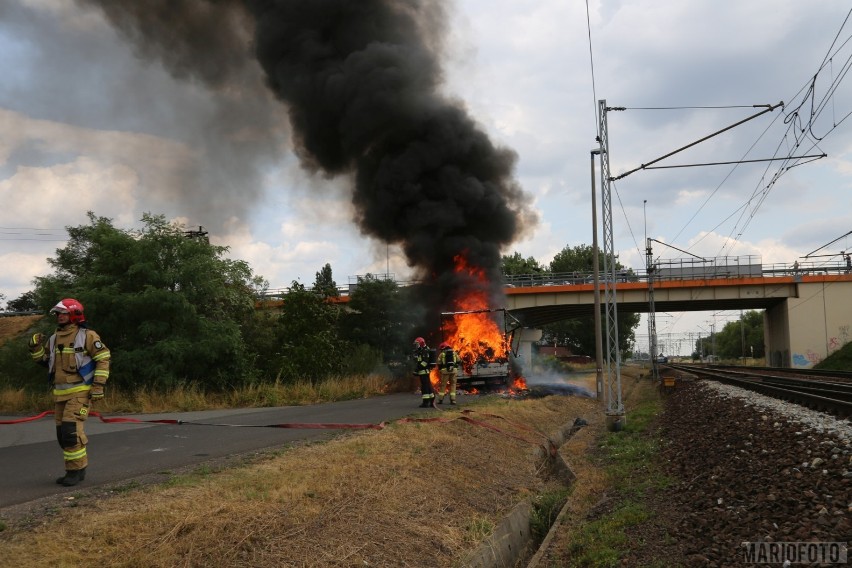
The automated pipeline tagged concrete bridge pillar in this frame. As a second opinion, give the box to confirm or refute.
[765,280,852,368]
[515,328,542,370]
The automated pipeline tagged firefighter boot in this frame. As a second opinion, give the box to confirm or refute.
[56,468,86,487]
[437,396,444,404]
[419,400,430,408]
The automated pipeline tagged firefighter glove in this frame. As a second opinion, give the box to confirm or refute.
[90,384,105,401]
[28,333,45,350]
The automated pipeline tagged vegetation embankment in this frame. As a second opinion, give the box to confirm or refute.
[815,339,852,370]
[0,372,397,415]
[0,213,419,406]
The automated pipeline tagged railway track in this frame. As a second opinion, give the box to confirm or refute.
[666,363,852,418]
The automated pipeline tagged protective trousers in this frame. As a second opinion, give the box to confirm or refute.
[418,373,435,406]
[439,370,457,403]
[54,395,90,471]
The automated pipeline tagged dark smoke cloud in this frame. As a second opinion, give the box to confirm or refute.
[78,0,537,317]
[249,0,537,311]
[75,0,289,231]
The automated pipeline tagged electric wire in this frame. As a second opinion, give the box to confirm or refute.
[0,227,67,241]
[623,105,772,110]
[585,0,599,134]
[632,7,852,262]
[714,10,852,255]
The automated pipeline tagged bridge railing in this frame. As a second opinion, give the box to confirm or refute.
[259,255,851,298]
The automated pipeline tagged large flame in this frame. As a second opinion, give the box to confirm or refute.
[442,256,508,374]
[430,254,527,393]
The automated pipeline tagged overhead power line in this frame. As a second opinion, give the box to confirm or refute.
[0,227,67,242]
[611,102,784,181]
[642,153,825,171]
[804,230,852,257]
[623,104,777,110]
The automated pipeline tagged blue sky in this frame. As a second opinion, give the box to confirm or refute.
[2,1,851,351]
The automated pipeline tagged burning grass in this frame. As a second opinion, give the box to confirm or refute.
[0,393,601,567]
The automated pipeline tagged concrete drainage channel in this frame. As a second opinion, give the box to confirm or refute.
[463,418,588,568]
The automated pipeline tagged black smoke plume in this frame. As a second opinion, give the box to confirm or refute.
[78,0,537,320]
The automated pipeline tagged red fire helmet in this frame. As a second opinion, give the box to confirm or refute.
[413,337,426,348]
[50,298,85,324]
[439,342,450,350]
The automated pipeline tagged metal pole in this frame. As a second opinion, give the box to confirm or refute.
[598,99,625,430]
[591,150,604,400]
[646,237,659,382]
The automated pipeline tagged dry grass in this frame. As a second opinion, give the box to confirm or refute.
[0,391,601,568]
[1,374,395,415]
[0,315,42,348]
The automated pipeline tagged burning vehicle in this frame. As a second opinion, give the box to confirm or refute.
[434,308,524,392]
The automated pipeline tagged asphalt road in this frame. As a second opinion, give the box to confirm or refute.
[0,392,432,510]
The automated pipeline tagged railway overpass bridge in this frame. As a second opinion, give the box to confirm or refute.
[505,270,852,369]
[262,257,852,369]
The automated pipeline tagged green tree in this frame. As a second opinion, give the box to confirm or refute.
[340,275,418,367]
[712,311,765,360]
[313,263,339,298]
[6,291,37,312]
[501,251,544,276]
[541,244,640,356]
[276,281,346,382]
[30,212,266,390]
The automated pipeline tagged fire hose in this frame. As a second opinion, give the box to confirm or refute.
[0,409,553,452]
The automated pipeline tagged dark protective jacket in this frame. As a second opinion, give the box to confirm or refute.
[413,347,430,376]
[438,348,461,371]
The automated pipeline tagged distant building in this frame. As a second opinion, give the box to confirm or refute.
[537,345,593,364]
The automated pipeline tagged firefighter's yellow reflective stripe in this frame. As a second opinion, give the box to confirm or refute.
[53,384,92,396]
[59,347,77,354]
[30,349,44,360]
[94,370,109,378]
[63,447,87,461]
[92,351,110,361]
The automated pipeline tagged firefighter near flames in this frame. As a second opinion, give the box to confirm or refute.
[413,254,527,401]
[412,337,437,408]
[436,308,523,393]
[436,342,461,404]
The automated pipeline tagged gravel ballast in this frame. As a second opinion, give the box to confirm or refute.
[626,378,850,566]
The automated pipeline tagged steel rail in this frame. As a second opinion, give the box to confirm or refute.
[668,364,852,418]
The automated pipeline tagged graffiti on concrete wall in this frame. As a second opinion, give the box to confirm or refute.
[827,324,850,354]
[792,350,822,367]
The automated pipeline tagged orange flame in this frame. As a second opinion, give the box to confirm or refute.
[429,366,441,392]
[441,255,509,376]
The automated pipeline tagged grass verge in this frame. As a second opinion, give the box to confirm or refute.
[549,376,671,567]
[0,373,395,415]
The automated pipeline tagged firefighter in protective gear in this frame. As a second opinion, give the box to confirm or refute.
[436,342,461,405]
[28,298,110,487]
[412,337,435,408]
